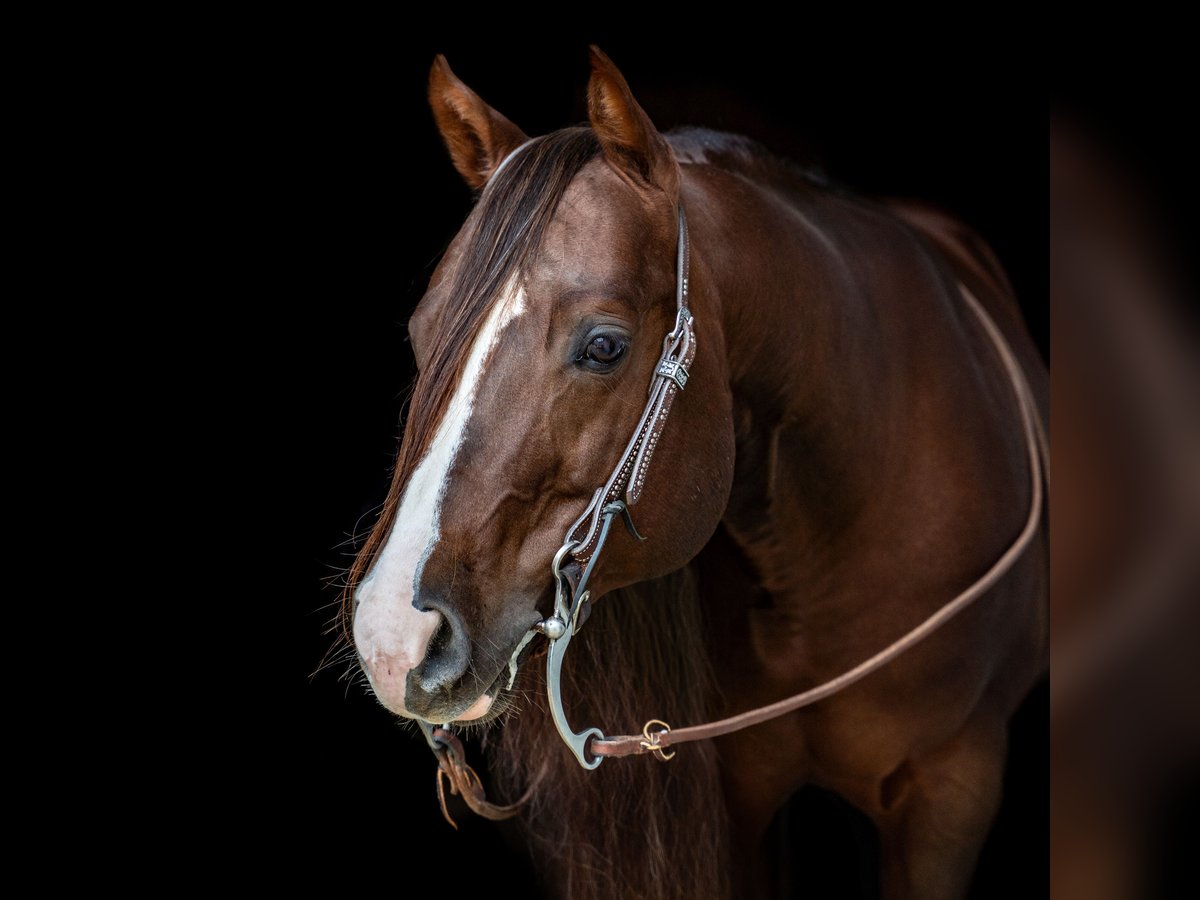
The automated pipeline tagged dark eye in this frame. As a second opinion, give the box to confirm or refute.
[577,332,628,370]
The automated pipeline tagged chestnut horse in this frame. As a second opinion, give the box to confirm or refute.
[346,48,1047,899]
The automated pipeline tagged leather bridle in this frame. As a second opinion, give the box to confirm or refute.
[419,145,1048,822]
[527,205,695,768]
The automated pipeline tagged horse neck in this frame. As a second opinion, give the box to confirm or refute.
[688,163,999,601]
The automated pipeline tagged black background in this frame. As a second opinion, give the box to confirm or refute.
[235,25,1046,898]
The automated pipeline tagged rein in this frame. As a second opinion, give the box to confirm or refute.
[421,159,1047,820]
[592,284,1048,758]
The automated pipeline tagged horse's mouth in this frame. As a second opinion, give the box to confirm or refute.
[449,629,544,726]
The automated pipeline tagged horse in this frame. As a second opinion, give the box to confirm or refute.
[345,47,1048,899]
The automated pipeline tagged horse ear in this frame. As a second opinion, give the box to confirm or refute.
[587,46,679,199]
[428,55,530,189]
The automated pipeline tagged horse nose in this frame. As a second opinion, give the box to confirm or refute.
[410,595,471,693]
[352,582,443,716]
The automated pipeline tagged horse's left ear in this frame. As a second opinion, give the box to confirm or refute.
[587,46,680,199]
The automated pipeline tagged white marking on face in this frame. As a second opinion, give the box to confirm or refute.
[354,280,527,719]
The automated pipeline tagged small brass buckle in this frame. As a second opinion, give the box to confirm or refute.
[639,719,676,762]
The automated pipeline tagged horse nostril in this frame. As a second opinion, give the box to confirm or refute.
[425,616,454,663]
[411,597,470,691]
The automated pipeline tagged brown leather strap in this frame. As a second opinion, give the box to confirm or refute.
[591,284,1048,759]
[430,728,530,828]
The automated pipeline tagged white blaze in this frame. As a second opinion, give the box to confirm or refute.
[354,281,527,717]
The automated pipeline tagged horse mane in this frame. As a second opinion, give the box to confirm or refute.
[341,127,600,634]
[667,125,830,191]
[486,563,729,900]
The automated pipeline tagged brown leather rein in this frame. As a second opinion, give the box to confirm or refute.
[421,183,1047,823]
[592,282,1048,758]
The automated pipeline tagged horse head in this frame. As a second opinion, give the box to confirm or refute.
[350,49,735,725]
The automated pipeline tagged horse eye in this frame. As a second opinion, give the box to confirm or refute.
[584,333,627,366]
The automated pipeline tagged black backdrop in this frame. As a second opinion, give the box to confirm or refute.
[235,26,1046,898]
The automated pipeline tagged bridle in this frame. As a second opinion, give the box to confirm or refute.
[531,203,695,768]
[418,143,1048,822]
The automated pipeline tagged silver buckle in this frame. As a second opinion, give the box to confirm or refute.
[656,359,689,390]
[667,307,692,341]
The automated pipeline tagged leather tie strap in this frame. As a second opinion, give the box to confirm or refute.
[429,727,530,828]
